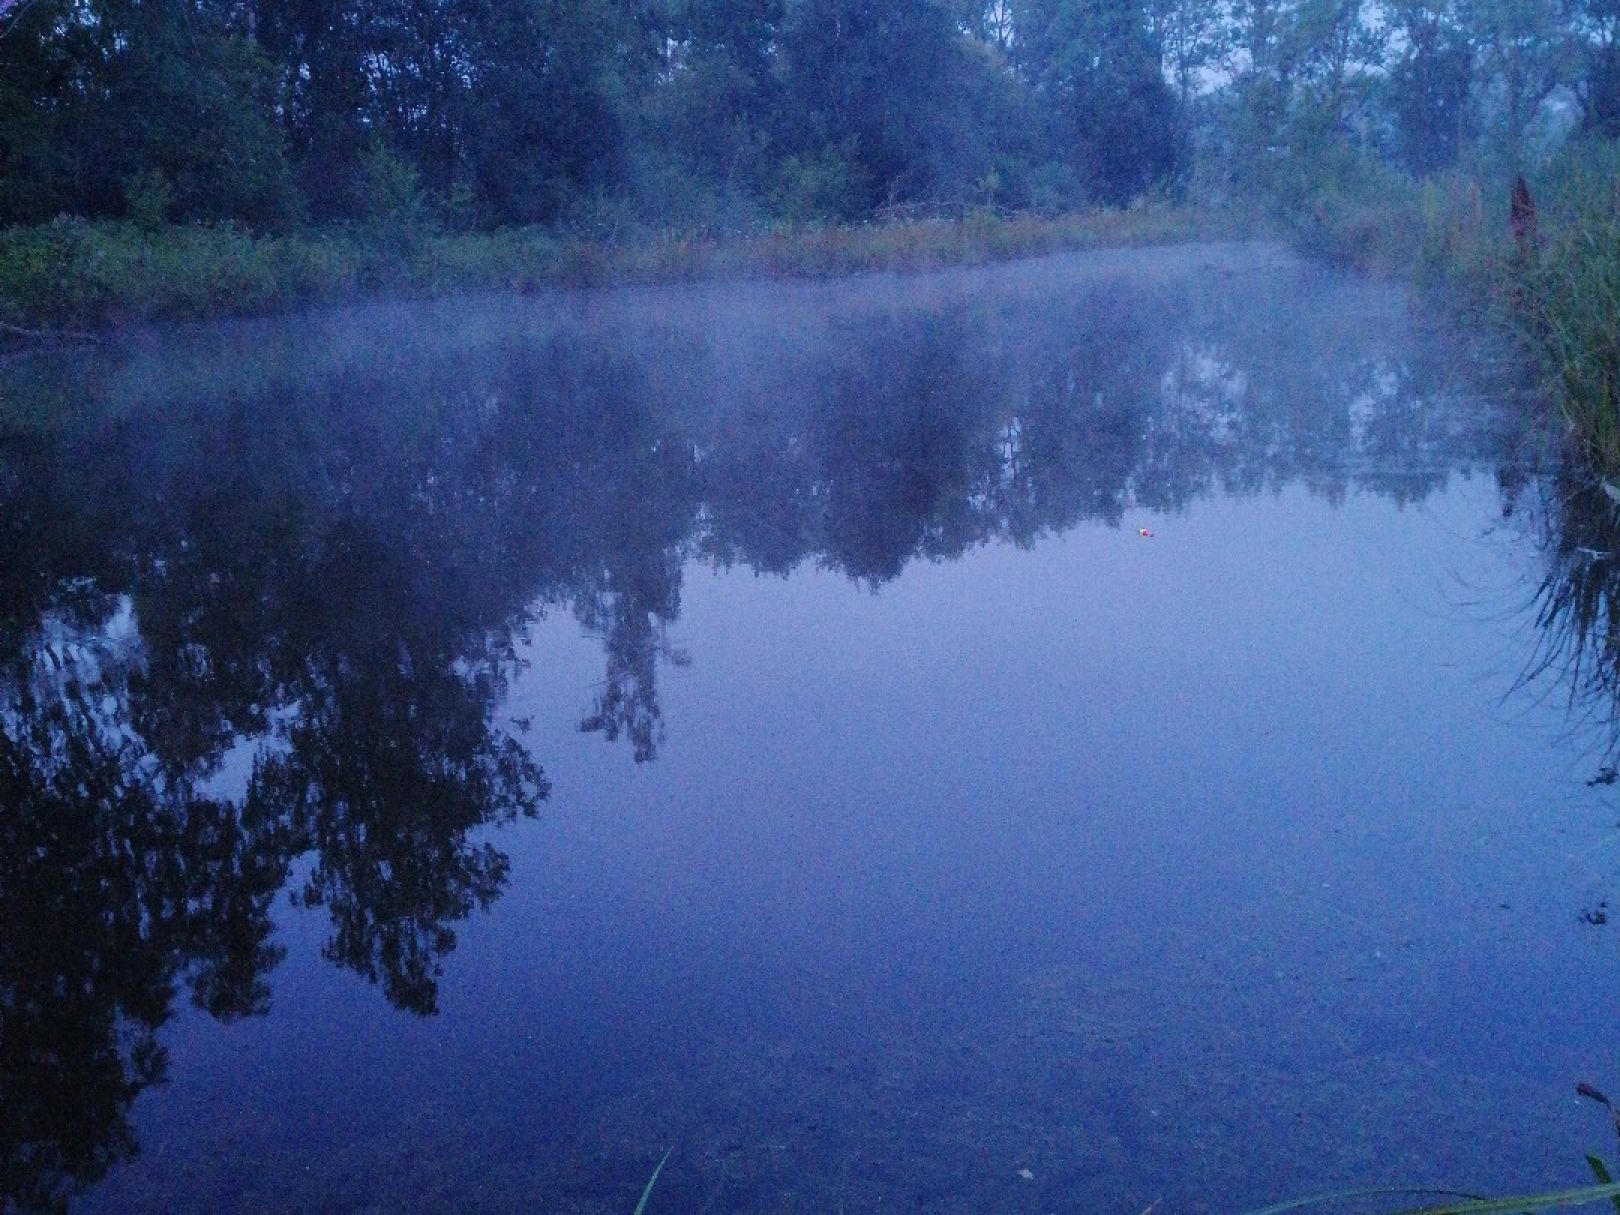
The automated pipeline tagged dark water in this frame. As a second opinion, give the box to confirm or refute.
[3,243,1619,1213]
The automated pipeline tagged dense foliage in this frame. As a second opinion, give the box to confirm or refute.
[4,0,1612,236]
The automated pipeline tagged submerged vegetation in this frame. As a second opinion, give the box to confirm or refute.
[1252,1184,1620,1214]
[633,1148,673,1214]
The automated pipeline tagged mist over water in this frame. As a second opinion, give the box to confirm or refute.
[2,244,1614,1212]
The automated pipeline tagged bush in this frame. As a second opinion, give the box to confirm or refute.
[358,146,439,255]
[1027,162,1086,216]
[123,171,173,233]
[771,146,871,224]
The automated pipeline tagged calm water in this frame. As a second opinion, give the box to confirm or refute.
[4,242,1620,1213]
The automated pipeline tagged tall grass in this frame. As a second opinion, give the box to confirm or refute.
[1514,143,1620,471]
[1270,160,1504,301]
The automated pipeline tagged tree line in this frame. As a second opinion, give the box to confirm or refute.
[0,0,1613,234]
[4,0,1620,235]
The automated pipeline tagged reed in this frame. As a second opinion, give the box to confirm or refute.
[1512,146,1620,471]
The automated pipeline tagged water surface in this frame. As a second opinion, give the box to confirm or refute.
[3,243,1616,1213]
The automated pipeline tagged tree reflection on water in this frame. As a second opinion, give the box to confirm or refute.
[0,261,1519,1209]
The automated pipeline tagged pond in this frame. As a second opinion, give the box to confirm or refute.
[3,242,1619,1213]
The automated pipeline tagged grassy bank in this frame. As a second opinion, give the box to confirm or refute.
[1510,145,1620,472]
[0,204,1238,333]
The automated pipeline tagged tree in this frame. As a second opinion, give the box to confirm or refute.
[255,0,381,220]
[1386,1,1476,172]
[779,0,984,209]
[645,0,786,202]
[0,0,297,227]
[1224,0,1297,170]
[1287,0,1382,145]
[1014,0,1187,202]
[1144,0,1228,105]
[1460,0,1579,164]
[459,0,643,225]
[1574,0,1620,135]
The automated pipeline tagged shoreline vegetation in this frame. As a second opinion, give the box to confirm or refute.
[9,161,1619,486]
[7,0,1620,473]
[1289,143,1620,474]
[7,150,1620,486]
[0,203,1238,333]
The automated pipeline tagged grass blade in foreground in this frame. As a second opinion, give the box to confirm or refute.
[1583,1156,1620,1215]
[633,1147,673,1215]
[1247,1181,1620,1215]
